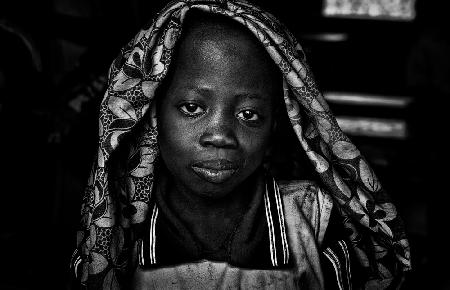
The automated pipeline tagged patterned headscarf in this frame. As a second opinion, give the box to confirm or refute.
[74,0,411,288]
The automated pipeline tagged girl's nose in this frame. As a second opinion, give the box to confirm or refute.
[199,114,238,149]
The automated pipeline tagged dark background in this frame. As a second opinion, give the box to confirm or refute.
[0,0,448,289]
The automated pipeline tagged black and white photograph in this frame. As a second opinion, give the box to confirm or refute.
[1,0,446,289]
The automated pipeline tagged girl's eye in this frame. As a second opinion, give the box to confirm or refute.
[179,103,204,116]
[237,109,260,122]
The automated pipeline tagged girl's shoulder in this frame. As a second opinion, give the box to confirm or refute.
[278,179,333,245]
[278,180,360,290]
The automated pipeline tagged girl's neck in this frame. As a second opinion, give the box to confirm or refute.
[166,171,259,222]
[166,171,262,253]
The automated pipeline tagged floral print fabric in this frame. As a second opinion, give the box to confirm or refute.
[75,0,411,288]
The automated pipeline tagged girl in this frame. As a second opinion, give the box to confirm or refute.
[71,1,411,289]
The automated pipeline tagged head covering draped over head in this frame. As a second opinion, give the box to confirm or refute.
[74,0,411,288]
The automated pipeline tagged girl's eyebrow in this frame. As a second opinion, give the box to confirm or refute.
[181,86,268,102]
[235,93,269,102]
[184,86,214,98]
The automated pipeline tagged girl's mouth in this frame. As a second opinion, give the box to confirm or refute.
[191,159,238,183]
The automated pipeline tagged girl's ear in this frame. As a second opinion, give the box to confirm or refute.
[271,93,283,137]
[271,115,278,136]
[263,110,278,171]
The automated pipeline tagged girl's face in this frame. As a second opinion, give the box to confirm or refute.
[158,20,280,199]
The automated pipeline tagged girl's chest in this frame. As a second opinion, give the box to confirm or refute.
[132,260,301,290]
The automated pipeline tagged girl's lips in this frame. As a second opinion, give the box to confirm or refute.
[191,159,239,183]
[191,166,237,184]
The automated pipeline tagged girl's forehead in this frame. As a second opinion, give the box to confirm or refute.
[156,11,283,107]
[179,21,270,67]
[168,15,281,89]
[170,31,277,98]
